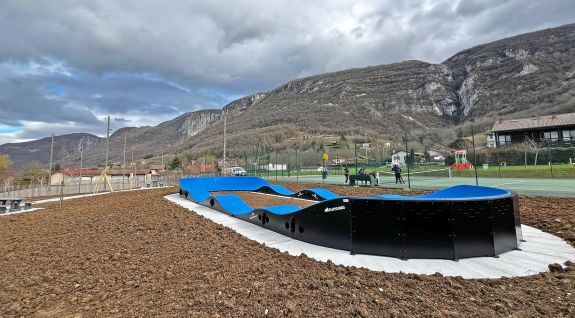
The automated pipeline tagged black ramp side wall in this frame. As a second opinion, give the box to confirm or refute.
[492,197,519,255]
[292,199,352,251]
[452,200,495,259]
[351,199,403,258]
[403,201,453,259]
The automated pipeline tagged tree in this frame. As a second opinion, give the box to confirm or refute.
[0,154,10,171]
[405,149,416,168]
[525,137,542,166]
[170,156,182,170]
[22,161,44,181]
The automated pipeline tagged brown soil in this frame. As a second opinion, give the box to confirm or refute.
[1,186,574,317]
[214,191,314,209]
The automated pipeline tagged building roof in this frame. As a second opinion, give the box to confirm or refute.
[59,169,151,176]
[149,164,166,170]
[492,112,575,133]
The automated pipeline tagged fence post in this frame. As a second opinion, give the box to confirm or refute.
[548,141,554,178]
[60,180,64,209]
[496,146,502,178]
[404,132,411,189]
[296,149,299,183]
[471,125,479,186]
[275,151,278,182]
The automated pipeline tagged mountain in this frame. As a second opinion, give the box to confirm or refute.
[2,23,575,167]
[0,133,103,167]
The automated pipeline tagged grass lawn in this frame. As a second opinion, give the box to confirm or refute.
[411,164,575,179]
[250,164,575,179]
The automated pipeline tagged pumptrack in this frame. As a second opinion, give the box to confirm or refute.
[179,176,522,260]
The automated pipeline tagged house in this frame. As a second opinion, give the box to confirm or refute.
[426,149,446,161]
[217,159,239,167]
[257,163,287,171]
[149,164,166,174]
[491,112,575,147]
[184,163,216,175]
[486,134,497,148]
[51,168,152,185]
[391,150,408,166]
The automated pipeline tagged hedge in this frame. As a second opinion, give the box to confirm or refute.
[445,147,575,166]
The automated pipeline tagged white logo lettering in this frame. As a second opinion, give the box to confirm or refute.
[324,206,346,213]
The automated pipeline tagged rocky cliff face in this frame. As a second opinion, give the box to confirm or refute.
[179,110,222,137]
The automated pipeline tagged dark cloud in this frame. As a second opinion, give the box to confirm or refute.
[0,0,574,143]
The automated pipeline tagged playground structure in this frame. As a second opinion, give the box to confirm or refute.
[180,177,522,260]
[93,166,114,194]
[450,149,473,171]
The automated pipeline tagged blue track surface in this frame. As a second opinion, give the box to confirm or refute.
[180,177,512,216]
[376,185,510,201]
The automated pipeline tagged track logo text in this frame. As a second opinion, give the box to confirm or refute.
[324,206,345,213]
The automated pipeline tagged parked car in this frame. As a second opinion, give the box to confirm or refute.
[230,166,247,176]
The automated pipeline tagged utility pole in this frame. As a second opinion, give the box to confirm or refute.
[364,132,368,165]
[295,149,299,183]
[123,137,126,190]
[79,143,83,194]
[132,150,137,188]
[104,116,111,191]
[105,116,111,167]
[48,133,54,195]
[354,141,358,175]
[255,141,260,177]
[223,108,227,173]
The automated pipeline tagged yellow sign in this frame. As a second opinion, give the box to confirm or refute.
[322,153,329,161]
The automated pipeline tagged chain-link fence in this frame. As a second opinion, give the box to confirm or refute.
[0,173,180,199]
[183,127,575,196]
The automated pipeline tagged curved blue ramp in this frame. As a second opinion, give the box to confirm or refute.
[179,176,521,260]
[375,185,510,201]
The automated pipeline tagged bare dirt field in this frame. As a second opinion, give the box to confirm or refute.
[1,185,574,317]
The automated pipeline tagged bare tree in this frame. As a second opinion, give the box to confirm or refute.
[525,137,542,166]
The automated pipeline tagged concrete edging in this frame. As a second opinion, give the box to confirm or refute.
[165,193,575,279]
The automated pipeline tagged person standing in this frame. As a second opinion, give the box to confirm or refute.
[392,164,404,184]
[344,166,350,184]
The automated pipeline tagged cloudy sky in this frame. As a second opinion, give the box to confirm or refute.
[0,0,573,144]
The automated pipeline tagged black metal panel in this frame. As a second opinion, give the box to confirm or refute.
[351,199,403,258]
[185,191,521,260]
[452,201,495,259]
[491,197,519,255]
[402,201,454,259]
[292,199,352,251]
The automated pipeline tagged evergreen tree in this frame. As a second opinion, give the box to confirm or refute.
[170,156,182,170]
